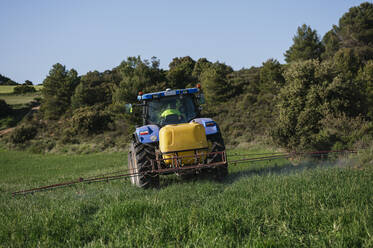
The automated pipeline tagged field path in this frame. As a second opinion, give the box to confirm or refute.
[0,127,14,136]
[0,104,40,137]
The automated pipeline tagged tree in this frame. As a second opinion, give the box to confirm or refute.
[71,71,112,109]
[322,2,373,59]
[321,28,340,60]
[200,62,233,104]
[24,80,33,85]
[13,84,36,94]
[338,2,373,48]
[357,60,373,119]
[0,74,18,85]
[41,63,79,119]
[192,58,212,81]
[273,59,365,150]
[167,56,196,89]
[259,59,285,92]
[284,24,324,63]
[0,99,12,117]
[113,56,165,104]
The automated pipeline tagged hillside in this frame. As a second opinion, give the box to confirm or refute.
[1,2,372,154]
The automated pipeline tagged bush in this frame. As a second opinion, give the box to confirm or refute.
[357,142,373,169]
[317,114,373,150]
[71,106,113,135]
[13,85,36,94]
[0,99,12,117]
[28,139,56,153]
[60,128,79,144]
[10,124,38,144]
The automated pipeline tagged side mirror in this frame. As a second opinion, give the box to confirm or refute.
[124,103,132,114]
[198,94,205,104]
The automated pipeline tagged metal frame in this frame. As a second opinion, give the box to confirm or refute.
[151,150,227,174]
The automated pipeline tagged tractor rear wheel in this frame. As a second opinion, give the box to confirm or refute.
[128,142,159,188]
[207,133,228,180]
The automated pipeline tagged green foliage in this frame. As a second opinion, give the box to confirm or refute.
[70,106,113,135]
[167,56,196,88]
[192,58,212,81]
[71,71,113,109]
[321,29,340,60]
[0,74,18,85]
[318,113,373,150]
[12,84,36,94]
[357,60,373,119]
[284,24,324,63]
[259,59,285,92]
[0,99,12,118]
[322,2,373,59]
[273,59,367,150]
[41,63,79,119]
[9,124,38,144]
[200,62,233,104]
[332,47,365,78]
[338,2,373,47]
[24,80,33,85]
[112,56,166,104]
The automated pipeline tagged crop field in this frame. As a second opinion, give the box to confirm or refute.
[0,147,372,247]
[0,85,42,106]
[0,93,40,106]
[0,85,43,94]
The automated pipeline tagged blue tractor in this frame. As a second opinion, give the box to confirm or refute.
[127,85,228,188]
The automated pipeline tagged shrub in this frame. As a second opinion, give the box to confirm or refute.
[10,124,38,144]
[0,99,12,117]
[60,128,79,144]
[71,106,113,135]
[28,139,56,153]
[317,113,373,150]
[13,85,36,94]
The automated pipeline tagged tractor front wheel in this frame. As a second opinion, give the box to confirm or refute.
[128,142,159,188]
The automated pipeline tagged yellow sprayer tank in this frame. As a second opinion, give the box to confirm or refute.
[159,122,208,166]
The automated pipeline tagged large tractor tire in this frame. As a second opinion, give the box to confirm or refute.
[207,133,228,180]
[128,142,159,188]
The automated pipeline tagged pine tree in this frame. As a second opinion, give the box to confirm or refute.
[284,24,324,63]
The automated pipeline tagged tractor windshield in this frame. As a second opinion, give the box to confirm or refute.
[147,95,197,126]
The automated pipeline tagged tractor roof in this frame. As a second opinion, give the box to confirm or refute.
[137,87,199,101]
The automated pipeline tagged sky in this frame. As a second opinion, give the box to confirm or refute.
[0,0,367,84]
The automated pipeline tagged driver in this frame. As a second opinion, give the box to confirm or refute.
[160,101,185,122]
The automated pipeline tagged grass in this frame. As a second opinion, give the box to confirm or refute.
[0,147,372,247]
[0,85,42,106]
[0,93,40,106]
[0,85,43,94]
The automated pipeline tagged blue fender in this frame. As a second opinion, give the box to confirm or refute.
[191,118,219,136]
[135,125,160,144]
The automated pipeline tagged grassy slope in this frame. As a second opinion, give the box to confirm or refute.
[0,85,43,94]
[0,93,40,105]
[0,85,42,105]
[0,148,372,247]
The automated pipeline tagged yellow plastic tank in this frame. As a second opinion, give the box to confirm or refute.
[159,122,208,166]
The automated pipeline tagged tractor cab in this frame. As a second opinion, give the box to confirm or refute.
[137,88,203,127]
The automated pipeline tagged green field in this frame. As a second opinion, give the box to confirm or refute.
[0,93,40,105]
[0,85,42,106]
[0,148,372,247]
[0,85,43,94]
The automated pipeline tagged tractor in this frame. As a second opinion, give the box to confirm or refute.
[126,85,228,188]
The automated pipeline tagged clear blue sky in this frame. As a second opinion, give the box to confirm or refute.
[0,0,367,84]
